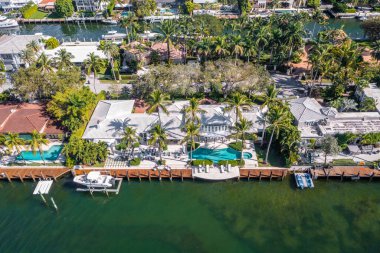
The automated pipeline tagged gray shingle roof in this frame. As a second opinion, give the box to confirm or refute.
[289,97,327,123]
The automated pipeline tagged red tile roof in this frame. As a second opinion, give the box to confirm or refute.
[0,103,63,135]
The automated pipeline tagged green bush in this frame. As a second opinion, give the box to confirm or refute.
[218,159,245,166]
[55,0,74,17]
[191,159,213,166]
[129,157,141,166]
[345,8,356,13]
[332,2,348,13]
[45,37,59,49]
[20,2,38,19]
[229,141,243,151]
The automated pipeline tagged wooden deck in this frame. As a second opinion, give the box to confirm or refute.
[0,167,70,182]
[74,168,193,181]
[17,17,105,24]
[310,166,380,181]
[240,168,288,181]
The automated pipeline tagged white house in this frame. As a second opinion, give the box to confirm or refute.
[82,100,264,146]
[0,34,44,71]
[289,97,380,139]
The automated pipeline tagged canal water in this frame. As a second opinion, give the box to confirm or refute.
[0,19,364,41]
[1,177,380,253]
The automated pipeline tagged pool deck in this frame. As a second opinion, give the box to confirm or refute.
[193,166,240,181]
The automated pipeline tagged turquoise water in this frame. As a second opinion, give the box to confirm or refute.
[191,147,252,162]
[1,178,380,253]
[19,134,32,141]
[16,145,63,161]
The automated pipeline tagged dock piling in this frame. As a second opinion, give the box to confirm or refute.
[50,197,58,212]
[18,172,24,183]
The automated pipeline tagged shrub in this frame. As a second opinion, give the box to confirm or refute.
[158,159,166,165]
[20,2,38,19]
[55,0,74,17]
[345,8,356,13]
[191,159,213,166]
[129,157,141,166]
[45,37,59,49]
[218,159,245,166]
[332,2,348,13]
[229,141,243,151]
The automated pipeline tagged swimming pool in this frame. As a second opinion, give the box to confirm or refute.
[191,147,252,163]
[16,145,63,161]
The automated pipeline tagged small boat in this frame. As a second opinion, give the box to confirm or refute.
[0,16,19,29]
[102,18,118,25]
[358,16,368,21]
[73,171,115,188]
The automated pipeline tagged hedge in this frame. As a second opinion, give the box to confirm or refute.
[345,9,356,13]
[191,159,213,166]
[129,157,141,166]
[218,159,245,166]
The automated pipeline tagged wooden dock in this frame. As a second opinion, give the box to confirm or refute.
[0,167,70,182]
[310,166,380,181]
[17,17,105,24]
[240,168,288,181]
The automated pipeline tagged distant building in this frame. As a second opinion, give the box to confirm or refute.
[73,0,103,12]
[0,34,44,71]
[38,0,56,11]
[0,0,39,11]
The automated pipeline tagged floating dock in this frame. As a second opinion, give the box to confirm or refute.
[33,180,54,195]
[295,173,314,189]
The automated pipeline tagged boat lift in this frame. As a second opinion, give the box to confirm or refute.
[76,178,123,196]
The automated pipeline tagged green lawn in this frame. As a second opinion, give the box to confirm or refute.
[28,11,49,19]
[254,143,286,167]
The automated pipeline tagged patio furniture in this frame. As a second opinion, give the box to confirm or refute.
[205,165,210,173]
[220,165,225,173]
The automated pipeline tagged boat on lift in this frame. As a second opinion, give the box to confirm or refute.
[102,18,118,25]
[73,171,115,188]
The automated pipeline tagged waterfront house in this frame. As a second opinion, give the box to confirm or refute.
[0,103,63,138]
[82,99,263,146]
[290,97,380,139]
[38,0,56,11]
[73,0,104,12]
[0,34,44,71]
[44,41,107,65]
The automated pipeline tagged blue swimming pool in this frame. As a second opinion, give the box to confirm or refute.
[16,145,63,161]
[191,147,252,163]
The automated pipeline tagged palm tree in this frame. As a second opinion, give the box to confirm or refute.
[265,106,291,164]
[26,40,41,54]
[147,90,170,125]
[230,35,244,65]
[20,49,36,66]
[122,126,140,159]
[181,122,200,163]
[29,130,49,164]
[213,36,230,59]
[4,133,26,163]
[156,20,177,62]
[36,53,53,73]
[231,118,253,161]
[148,124,168,162]
[84,52,104,93]
[54,48,74,70]
[224,92,253,123]
[255,27,269,62]
[195,38,212,62]
[259,84,279,146]
[371,40,380,62]
[102,41,119,80]
[284,22,305,61]
[184,97,205,124]
[340,98,358,112]
[120,14,138,43]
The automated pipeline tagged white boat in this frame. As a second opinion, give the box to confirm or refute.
[358,16,368,21]
[102,18,118,25]
[102,30,127,40]
[0,16,19,29]
[73,171,115,188]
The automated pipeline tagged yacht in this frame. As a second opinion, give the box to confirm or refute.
[101,31,127,44]
[73,171,115,188]
[0,16,19,29]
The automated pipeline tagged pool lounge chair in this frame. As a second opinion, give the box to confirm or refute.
[220,165,225,173]
[227,164,231,172]
[205,165,210,173]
